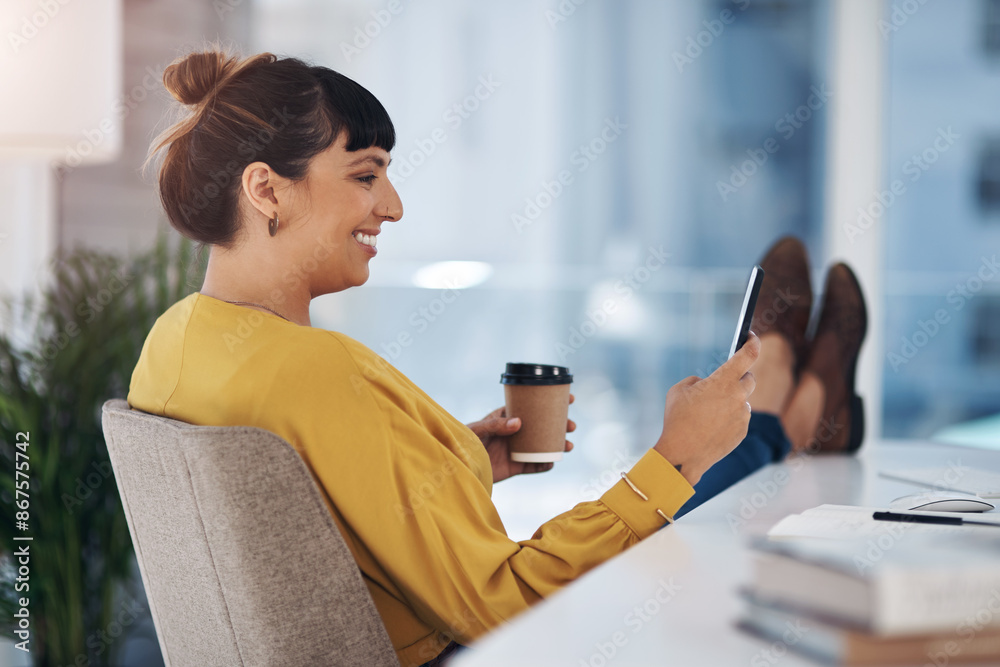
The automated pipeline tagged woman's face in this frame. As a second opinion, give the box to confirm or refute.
[283,132,402,296]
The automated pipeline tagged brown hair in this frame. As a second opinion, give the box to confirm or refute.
[147,48,395,247]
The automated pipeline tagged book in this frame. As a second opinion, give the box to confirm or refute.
[747,531,1000,635]
[739,596,1000,665]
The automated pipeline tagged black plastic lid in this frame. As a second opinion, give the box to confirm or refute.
[500,363,573,386]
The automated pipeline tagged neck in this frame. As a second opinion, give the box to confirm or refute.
[200,245,313,326]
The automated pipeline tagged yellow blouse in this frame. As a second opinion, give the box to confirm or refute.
[128,293,695,667]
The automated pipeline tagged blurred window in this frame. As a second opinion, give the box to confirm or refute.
[883,0,1000,437]
[985,0,1000,55]
[978,140,1000,214]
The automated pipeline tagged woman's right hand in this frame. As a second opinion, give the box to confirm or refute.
[653,333,760,486]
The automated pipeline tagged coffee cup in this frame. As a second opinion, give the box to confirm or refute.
[500,363,573,462]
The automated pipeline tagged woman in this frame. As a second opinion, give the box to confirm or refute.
[130,49,865,667]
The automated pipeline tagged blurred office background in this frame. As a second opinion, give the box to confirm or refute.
[2,0,999,664]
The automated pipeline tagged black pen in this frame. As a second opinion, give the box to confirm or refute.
[872,511,1000,528]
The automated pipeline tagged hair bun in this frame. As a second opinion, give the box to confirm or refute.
[163,51,237,106]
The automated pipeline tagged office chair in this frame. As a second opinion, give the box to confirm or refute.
[101,399,400,667]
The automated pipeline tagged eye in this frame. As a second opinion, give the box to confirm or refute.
[356,174,377,185]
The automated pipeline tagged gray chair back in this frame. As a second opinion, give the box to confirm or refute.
[101,399,400,667]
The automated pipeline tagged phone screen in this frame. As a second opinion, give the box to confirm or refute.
[729,265,764,359]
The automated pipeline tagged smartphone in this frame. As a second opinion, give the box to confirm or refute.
[729,265,764,359]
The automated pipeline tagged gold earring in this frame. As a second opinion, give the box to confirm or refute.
[268,212,279,237]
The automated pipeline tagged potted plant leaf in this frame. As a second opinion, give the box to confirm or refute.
[0,231,205,666]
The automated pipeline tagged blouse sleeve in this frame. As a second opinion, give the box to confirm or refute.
[282,334,695,645]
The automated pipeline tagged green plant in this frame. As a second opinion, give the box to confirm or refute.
[0,232,206,666]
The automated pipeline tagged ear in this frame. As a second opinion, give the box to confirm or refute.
[240,162,285,219]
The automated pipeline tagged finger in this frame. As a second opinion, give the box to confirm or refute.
[569,393,575,405]
[676,375,701,388]
[567,419,576,433]
[565,440,574,452]
[739,370,756,399]
[487,406,506,419]
[488,415,521,433]
[526,462,555,474]
[713,331,761,383]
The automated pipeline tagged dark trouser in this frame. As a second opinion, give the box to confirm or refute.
[674,412,792,519]
[419,640,464,667]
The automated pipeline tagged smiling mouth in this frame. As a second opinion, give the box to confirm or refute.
[353,231,377,248]
[353,231,378,257]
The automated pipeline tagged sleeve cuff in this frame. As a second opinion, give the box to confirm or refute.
[599,450,695,538]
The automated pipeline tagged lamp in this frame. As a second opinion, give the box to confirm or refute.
[0,0,122,300]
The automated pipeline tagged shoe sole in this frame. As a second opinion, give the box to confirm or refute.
[837,266,866,454]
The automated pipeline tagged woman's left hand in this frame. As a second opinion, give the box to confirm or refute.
[467,395,576,484]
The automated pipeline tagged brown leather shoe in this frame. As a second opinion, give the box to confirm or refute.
[803,263,867,453]
[750,237,813,373]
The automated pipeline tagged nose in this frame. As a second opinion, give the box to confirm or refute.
[380,181,403,222]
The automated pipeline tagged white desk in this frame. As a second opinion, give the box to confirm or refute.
[452,440,1000,667]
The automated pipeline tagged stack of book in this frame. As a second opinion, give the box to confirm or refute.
[739,530,1000,665]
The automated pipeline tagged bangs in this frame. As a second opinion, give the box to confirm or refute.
[312,66,396,153]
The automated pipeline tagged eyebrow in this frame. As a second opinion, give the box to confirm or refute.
[345,154,390,169]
